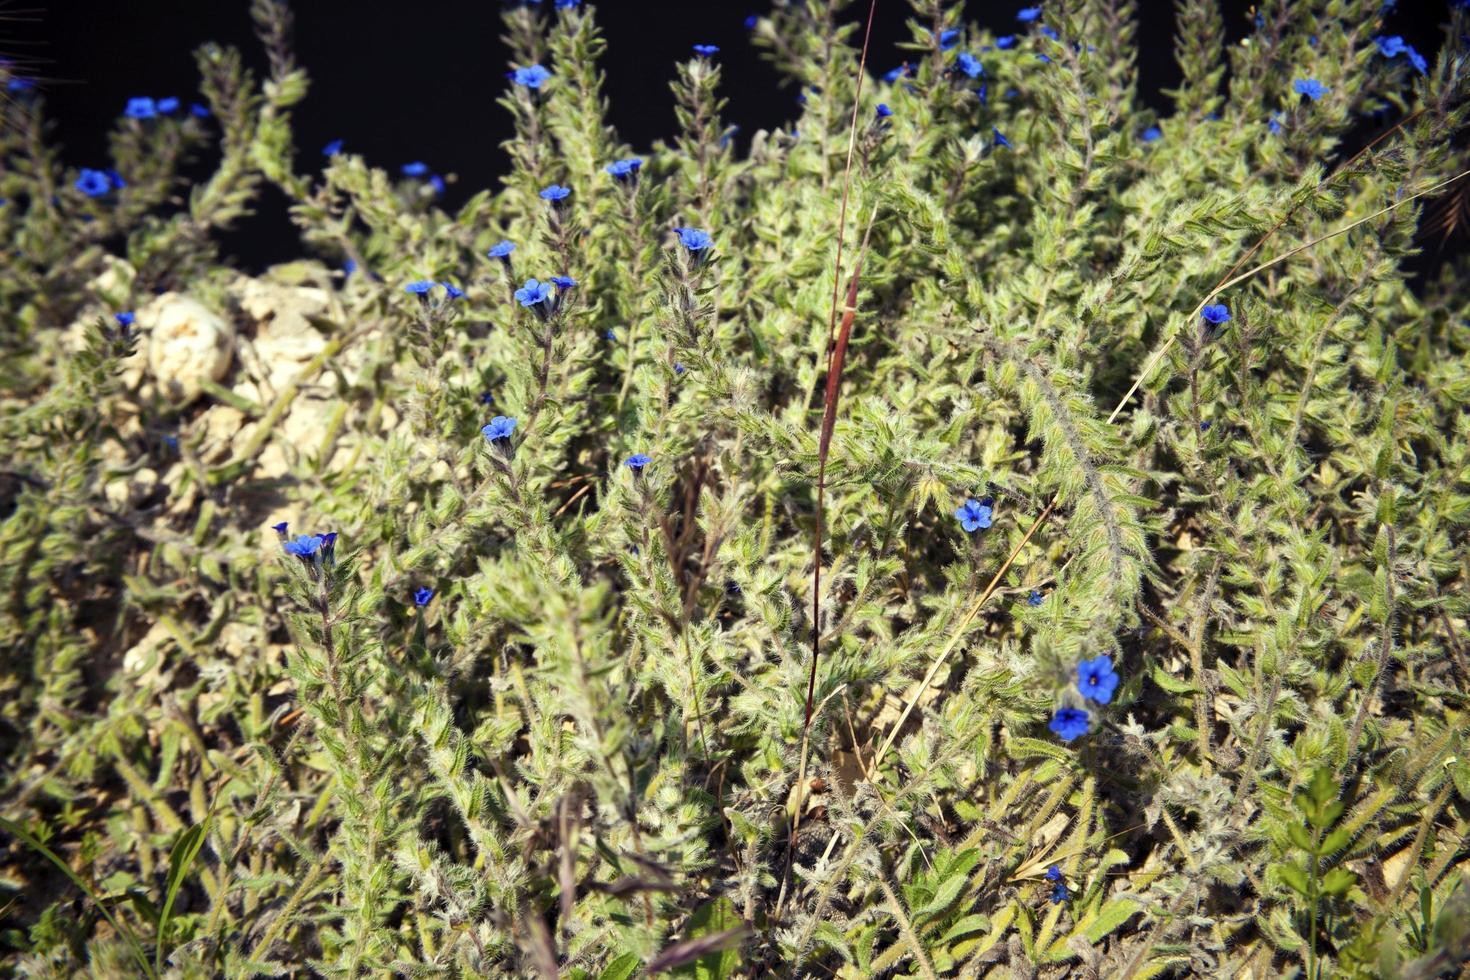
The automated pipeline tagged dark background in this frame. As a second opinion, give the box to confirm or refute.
[3,0,1457,271]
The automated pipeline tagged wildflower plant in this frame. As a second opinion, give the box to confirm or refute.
[2,1,1470,978]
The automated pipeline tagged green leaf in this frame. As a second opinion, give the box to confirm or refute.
[670,897,743,979]
[940,914,991,944]
[599,952,641,980]
[916,871,968,922]
[1321,867,1356,897]
[1082,898,1141,944]
[157,817,211,974]
[1286,822,1316,854]
[1276,863,1311,896]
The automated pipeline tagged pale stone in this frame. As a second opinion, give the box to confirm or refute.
[233,276,332,390]
[143,294,234,405]
[123,620,173,675]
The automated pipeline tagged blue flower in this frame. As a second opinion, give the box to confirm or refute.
[515,278,553,308]
[935,28,960,51]
[402,161,429,177]
[876,103,893,119]
[283,534,323,557]
[156,97,179,114]
[1017,5,1042,20]
[540,183,572,202]
[124,97,156,119]
[992,126,1012,149]
[115,311,135,327]
[1200,420,1211,431]
[1048,707,1090,742]
[1028,589,1044,606]
[995,34,1016,48]
[510,64,552,89]
[1293,78,1328,101]
[271,521,289,534]
[1375,35,1406,57]
[693,44,720,56]
[1141,126,1162,143]
[414,586,434,607]
[322,139,343,156]
[1039,24,1059,40]
[606,157,643,180]
[344,259,358,276]
[624,453,651,471]
[1076,655,1120,704]
[483,416,518,443]
[1050,881,1070,903]
[479,391,495,405]
[7,78,34,93]
[429,174,445,194]
[405,280,434,294]
[441,282,465,299]
[883,65,908,82]
[674,362,686,374]
[1268,113,1283,134]
[1405,45,1427,74]
[604,329,617,340]
[745,14,758,29]
[163,434,179,450]
[955,498,993,532]
[955,52,984,78]
[1046,865,1063,882]
[488,240,516,260]
[320,532,338,554]
[190,102,211,118]
[1201,303,1230,324]
[555,0,580,7]
[550,275,577,289]
[75,169,112,198]
[675,227,713,251]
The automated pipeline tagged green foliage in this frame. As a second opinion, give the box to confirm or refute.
[3,0,1470,977]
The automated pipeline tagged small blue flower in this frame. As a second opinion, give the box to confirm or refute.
[441,282,465,299]
[405,280,434,294]
[745,14,758,29]
[606,157,643,180]
[1293,78,1328,101]
[1268,113,1283,134]
[992,127,1012,149]
[624,453,651,471]
[414,586,434,607]
[156,97,179,114]
[124,97,156,119]
[876,103,893,119]
[320,532,338,554]
[1200,420,1211,431]
[955,52,984,78]
[190,102,211,118]
[75,169,112,198]
[510,64,552,89]
[488,240,516,260]
[693,44,720,56]
[402,161,429,177]
[1141,126,1162,143]
[482,416,517,443]
[322,139,343,156]
[428,174,445,194]
[479,391,495,405]
[1076,655,1120,704]
[995,34,1016,48]
[7,78,34,93]
[604,329,617,340]
[1036,53,1052,62]
[883,65,908,82]
[935,28,960,51]
[1017,5,1042,21]
[1048,707,1090,742]
[955,498,993,532]
[1046,865,1063,882]
[1405,45,1427,74]
[271,521,289,534]
[1201,303,1230,324]
[1028,589,1044,606]
[1375,35,1406,57]
[1039,24,1059,40]
[283,533,323,557]
[115,311,135,327]
[1050,882,1070,904]
[550,275,577,289]
[344,259,358,277]
[675,227,713,252]
[540,183,572,202]
[515,278,553,308]
[555,0,580,7]
[674,362,686,374]
[163,434,179,450]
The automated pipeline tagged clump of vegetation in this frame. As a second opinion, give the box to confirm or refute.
[2,0,1469,976]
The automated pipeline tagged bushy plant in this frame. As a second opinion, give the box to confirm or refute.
[3,0,1470,977]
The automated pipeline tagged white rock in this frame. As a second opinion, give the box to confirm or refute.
[143,294,234,405]
[234,277,332,390]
